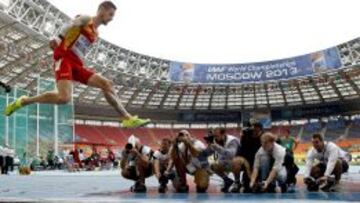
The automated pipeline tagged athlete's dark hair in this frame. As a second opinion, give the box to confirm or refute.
[99,1,117,10]
[312,133,323,142]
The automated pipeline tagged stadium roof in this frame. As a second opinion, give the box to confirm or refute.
[1,0,360,118]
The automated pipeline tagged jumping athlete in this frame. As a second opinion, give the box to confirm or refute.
[4,1,150,128]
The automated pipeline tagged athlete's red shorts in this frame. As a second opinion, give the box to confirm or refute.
[53,50,95,84]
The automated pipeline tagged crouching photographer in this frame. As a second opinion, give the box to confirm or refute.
[153,138,176,193]
[250,133,289,193]
[303,134,350,192]
[120,135,154,193]
[206,127,251,193]
[170,130,210,193]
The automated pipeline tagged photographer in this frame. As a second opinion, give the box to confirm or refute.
[250,133,288,193]
[2,144,15,174]
[153,138,175,193]
[240,122,264,167]
[0,145,4,175]
[303,134,350,192]
[120,135,154,193]
[206,127,251,193]
[170,130,209,193]
[239,122,264,191]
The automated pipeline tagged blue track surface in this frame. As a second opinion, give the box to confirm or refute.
[0,166,359,202]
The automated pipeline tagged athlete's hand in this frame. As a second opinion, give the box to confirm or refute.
[49,38,59,50]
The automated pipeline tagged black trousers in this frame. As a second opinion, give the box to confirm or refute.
[0,156,4,172]
[2,156,14,174]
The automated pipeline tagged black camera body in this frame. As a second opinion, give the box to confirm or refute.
[124,143,137,163]
[125,143,133,154]
[204,132,215,144]
[175,132,185,144]
[304,177,319,191]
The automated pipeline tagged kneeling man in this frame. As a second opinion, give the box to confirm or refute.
[303,134,350,192]
[250,133,288,193]
[121,135,154,193]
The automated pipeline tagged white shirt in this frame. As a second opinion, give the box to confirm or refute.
[304,142,348,177]
[0,146,4,156]
[10,148,15,157]
[79,153,85,161]
[139,145,153,156]
[213,135,240,161]
[153,150,170,162]
[254,143,286,173]
[178,139,207,168]
[4,147,14,157]
[58,157,64,164]
[121,145,153,161]
[178,139,206,154]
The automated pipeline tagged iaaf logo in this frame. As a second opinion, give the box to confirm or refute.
[207,66,226,73]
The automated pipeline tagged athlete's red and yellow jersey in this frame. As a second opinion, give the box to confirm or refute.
[55,16,98,60]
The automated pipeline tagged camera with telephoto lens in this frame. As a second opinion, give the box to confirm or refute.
[125,143,133,154]
[204,131,215,144]
[124,143,137,167]
[304,177,319,191]
[175,132,185,144]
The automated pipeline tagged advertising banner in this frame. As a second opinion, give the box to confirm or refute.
[169,47,342,83]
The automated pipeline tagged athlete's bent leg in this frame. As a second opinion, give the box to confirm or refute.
[87,74,131,119]
[86,73,151,128]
